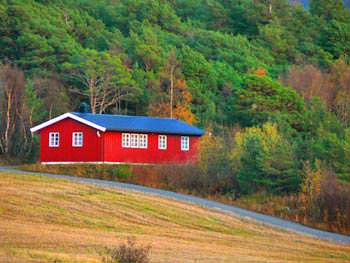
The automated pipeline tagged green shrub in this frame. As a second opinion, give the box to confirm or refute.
[110,165,132,180]
[233,123,300,195]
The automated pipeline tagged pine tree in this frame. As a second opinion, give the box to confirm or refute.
[310,0,349,22]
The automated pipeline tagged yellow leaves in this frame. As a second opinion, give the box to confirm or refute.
[234,122,281,151]
[301,160,323,201]
[231,122,286,168]
[148,77,196,124]
[198,130,219,172]
[174,104,196,125]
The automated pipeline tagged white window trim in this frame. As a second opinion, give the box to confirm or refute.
[139,134,148,149]
[72,132,83,147]
[49,132,59,147]
[130,133,139,148]
[122,133,131,148]
[158,135,167,150]
[122,133,148,149]
[181,136,190,151]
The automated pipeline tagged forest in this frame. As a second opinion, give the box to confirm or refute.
[1,0,350,233]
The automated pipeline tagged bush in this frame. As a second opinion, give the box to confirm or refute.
[103,237,151,263]
[313,171,350,232]
[233,123,300,195]
[301,162,350,234]
[128,130,238,197]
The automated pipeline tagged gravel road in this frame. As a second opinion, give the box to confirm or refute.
[1,165,349,244]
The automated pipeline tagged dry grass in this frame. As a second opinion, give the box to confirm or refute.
[0,172,349,263]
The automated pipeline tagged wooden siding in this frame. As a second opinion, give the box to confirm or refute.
[39,118,103,163]
[38,117,200,164]
[103,132,200,164]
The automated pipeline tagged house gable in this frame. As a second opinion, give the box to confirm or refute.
[30,113,106,133]
[38,118,103,163]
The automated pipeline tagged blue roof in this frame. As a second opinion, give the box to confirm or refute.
[72,112,204,136]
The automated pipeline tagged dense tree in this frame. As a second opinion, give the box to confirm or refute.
[64,49,138,114]
[32,75,71,119]
[233,123,300,194]
[332,62,350,124]
[147,49,196,123]
[281,64,334,108]
[0,63,26,155]
[0,64,34,157]
[310,0,349,22]
[0,0,350,190]
[233,75,305,127]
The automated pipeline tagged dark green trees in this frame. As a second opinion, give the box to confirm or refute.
[233,76,305,127]
[233,123,300,194]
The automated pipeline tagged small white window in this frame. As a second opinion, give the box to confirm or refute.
[130,134,139,148]
[72,132,83,147]
[122,133,130,148]
[158,135,167,150]
[139,134,148,149]
[181,136,189,151]
[49,132,59,147]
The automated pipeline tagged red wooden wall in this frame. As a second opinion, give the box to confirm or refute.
[39,118,103,163]
[39,118,200,164]
[103,131,200,164]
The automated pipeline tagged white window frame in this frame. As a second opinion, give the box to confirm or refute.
[139,134,148,149]
[181,136,189,151]
[72,132,83,147]
[158,135,167,150]
[49,132,60,147]
[130,133,139,148]
[122,133,131,148]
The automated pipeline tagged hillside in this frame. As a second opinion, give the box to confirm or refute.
[1,0,350,125]
[0,171,349,262]
[1,0,350,244]
[1,0,350,156]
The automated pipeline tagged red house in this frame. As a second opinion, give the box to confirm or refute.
[30,112,204,164]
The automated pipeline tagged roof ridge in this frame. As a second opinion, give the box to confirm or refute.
[71,112,177,121]
[32,112,204,135]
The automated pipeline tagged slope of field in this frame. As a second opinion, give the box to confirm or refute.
[0,172,349,263]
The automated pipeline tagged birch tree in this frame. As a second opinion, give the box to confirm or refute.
[164,49,181,118]
[64,49,138,114]
[0,63,25,155]
[148,49,196,124]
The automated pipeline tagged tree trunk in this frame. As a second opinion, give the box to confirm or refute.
[170,66,174,118]
[90,76,96,114]
[49,104,53,119]
[4,90,12,154]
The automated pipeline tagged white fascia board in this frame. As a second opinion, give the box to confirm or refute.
[30,113,106,133]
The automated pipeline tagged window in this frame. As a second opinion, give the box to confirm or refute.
[72,132,83,147]
[181,136,189,151]
[49,132,59,147]
[158,135,167,150]
[130,134,139,148]
[122,133,130,148]
[122,133,147,149]
[139,134,148,149]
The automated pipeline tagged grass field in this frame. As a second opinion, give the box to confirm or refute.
[0,172,349,263]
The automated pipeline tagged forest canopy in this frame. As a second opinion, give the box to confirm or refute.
[1,0,350,181]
